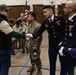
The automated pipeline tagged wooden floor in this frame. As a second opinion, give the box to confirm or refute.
[9,31,60,75]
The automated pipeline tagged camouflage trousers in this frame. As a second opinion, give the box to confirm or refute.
[30,48,42,70]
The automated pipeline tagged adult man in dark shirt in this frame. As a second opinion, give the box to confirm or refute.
[0,4,27,75]
[59,1,76,75]
[27,5,67,75]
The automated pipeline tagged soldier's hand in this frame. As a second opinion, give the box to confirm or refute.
[26,33,33,38]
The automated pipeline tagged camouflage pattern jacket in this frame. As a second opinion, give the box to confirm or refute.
[28,21,42,49]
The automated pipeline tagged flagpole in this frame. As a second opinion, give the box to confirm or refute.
[24,0,29,19]
[25,0,27,10]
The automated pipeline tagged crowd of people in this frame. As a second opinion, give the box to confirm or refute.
[0,0,76,75]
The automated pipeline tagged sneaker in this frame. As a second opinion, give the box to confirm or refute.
[27,66,36,72]
[37,70,42,75]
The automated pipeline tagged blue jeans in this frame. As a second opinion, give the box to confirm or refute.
[48,48,68,75]
[0,49,11,75]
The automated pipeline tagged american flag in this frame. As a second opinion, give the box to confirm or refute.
[24,0,29,19]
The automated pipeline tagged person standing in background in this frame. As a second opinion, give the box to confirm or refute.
[17,13,25,21]
[13,19,22,50]
[20,19,28,54]
[8,18,16,55]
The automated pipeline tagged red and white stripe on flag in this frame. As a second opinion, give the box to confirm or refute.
[24,9,29,19]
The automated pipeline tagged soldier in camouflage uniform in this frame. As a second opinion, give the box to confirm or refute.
[27,12,42,75]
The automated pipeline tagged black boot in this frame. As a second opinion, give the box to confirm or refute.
[27,66,36,72]
[37,69,42,75]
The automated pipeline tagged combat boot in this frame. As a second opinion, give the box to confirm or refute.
[27,66,36,72]
[37,69,42,75]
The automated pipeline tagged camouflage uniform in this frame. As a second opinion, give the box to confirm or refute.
[28,21,42,70]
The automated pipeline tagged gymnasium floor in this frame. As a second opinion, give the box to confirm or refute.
[9,31,60,75]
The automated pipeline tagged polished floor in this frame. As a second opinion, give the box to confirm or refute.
[9,31,60,75]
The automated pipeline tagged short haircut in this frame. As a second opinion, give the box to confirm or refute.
[43,5,53,9]
[9,18,16,23]
[22,19,27,23]
[16,18,22,25]
[29,12,36,20]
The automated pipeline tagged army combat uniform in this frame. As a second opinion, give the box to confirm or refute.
[28,21,42,72]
